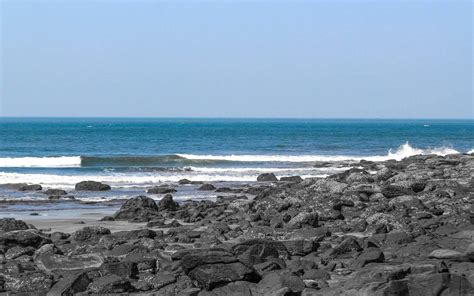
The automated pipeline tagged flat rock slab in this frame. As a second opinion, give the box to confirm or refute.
[36,253,104,272]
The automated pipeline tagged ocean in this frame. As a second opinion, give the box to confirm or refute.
[0,118,472,217]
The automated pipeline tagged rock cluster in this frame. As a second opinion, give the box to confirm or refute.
[0,153,472,295]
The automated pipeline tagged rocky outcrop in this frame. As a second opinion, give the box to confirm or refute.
[0,154,472,295]
[112,195,160,222]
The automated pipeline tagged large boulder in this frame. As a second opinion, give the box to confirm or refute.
[157,194,178,211]
[257,173,278,182]
[75,181,111,191]
[0,230,51,249]
[180,249,260,290]
[112,195,160,221]
[0,218,29,232]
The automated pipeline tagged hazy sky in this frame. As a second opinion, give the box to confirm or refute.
[1,1,472,118]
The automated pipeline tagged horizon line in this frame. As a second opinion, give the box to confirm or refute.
[0,116,473,121]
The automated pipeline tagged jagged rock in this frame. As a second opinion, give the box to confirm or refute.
[0,218,29,232]
[257,173,278,182]
[157,194,178,211]
[5,246,35,259]
[75,180,111,191]
[326,237,362,259]
[47,271,91,296]
[0,230,51,248]
[353,247,385,267]
[112,195,160,221]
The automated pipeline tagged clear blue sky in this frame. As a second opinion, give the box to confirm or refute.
[1,1,472,118]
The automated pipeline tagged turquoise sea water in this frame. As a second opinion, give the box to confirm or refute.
[0,118,472,207]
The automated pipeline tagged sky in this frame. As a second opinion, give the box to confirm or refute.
[0,1,472,118]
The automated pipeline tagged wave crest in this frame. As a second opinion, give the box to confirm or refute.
[0,156,81,168]
[0,142,463,168]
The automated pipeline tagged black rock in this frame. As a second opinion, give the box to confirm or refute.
[43,188,67,196]
[71,226,111,242]
[198,184,216,191]
[75,181,111,191]
[0,218,29,232]
[157,194,178,211]
[0,230,52,248]
[87,274,132,294]
[147,186,177,194]
[178,179,192,185]
[112,195,160,221]
[47,271,91,295]
[101,261,139,279]
[3,270,53,294]
[18,184,42,191]
[257,173,278,182]
[280,176,303,182]
[381,185,414,198]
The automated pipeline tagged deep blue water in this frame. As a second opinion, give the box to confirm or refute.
[1,118,472,157]
[0,118,472,205]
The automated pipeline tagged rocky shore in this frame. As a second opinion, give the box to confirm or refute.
[0,153,473,295]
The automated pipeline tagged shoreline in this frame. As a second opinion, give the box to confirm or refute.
[0,153,473,295]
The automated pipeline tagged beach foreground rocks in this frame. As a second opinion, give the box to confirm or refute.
[0,153,473,295]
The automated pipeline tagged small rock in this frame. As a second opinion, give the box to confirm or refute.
[75,181,111,191]
[18,184,42,191]
[257,173,278,182]
[198,184,216,191]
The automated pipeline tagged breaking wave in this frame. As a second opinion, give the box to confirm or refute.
[0,142,463,168]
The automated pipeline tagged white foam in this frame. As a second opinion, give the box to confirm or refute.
[178,142,459,163]
[187,166,346,173]
[0,171,329,189]
[0,156,81,168]
[468,149,474,154]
